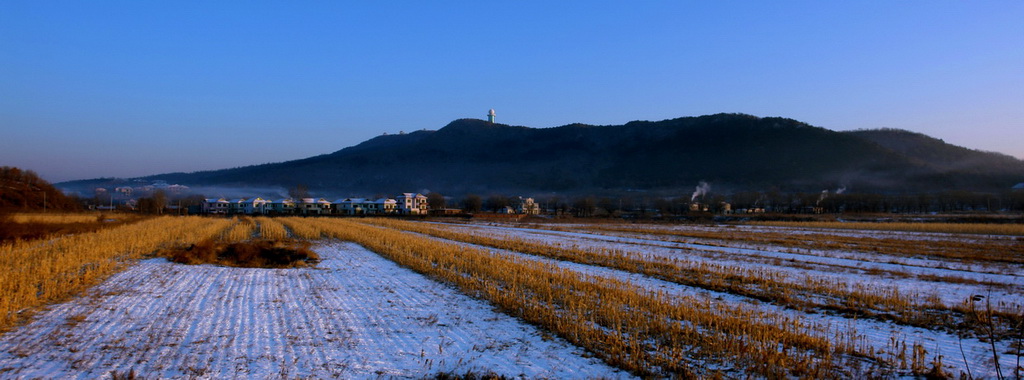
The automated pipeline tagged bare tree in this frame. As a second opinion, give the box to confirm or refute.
[462,194,482,214]
[427,192,446,211]
[289,184,310,200]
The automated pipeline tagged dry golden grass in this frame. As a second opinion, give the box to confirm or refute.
[0,215,988,376]
[287,217,881,378]
[0,216,233,331]
[219,217,256,242]
[372,219,1024,338]
[255,217,288,240]
[278,218,323,240]
[0,213,152,243]
[749,220,1024,236]
[570,223,1024,265]
[9,213,104,224]
[365,219,927,320]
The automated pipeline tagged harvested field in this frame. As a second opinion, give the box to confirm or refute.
[0,241,621,378]
[0,215,1021,378]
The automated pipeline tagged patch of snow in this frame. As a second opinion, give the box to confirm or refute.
[439,222,1024,308]
[423,221,1021,377]
[0,241,627,379]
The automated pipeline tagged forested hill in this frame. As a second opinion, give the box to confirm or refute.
[1,166,79,212]
[844,128,1024,175]
[61,113,1024,196]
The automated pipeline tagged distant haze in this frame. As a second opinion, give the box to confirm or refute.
[1,2,1021,182]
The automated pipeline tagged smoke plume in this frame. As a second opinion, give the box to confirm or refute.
[817,190,829,205]
[691,181,710,201]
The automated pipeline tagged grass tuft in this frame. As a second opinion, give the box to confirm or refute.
[428,370,511,380]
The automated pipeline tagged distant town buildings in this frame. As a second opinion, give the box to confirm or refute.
[201,193,437,216]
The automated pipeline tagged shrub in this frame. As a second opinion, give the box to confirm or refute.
[164,239,319,268]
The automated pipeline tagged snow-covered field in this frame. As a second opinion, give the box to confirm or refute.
[0,241,627,379]
[419,220,1023,377]
[438,222,1024,307]
[2,217,1021,378]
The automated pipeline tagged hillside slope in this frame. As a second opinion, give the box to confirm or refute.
[60,114,1024,196]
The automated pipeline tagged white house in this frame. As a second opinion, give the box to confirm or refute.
[372,198,397,214]
[199,193,433,216]
[513,197,541,215]
[268,198,295,214]
[396,193,428,215]
[334,197,398,215]
[334,198,366,215]
[203,198,230,214]
[297,198,331,215]
[227,199,248,214]
[243,197,269,214]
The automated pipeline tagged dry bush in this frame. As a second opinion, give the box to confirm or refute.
[164,239,318,268]
[431,370,511,380]
[109,368,140,380]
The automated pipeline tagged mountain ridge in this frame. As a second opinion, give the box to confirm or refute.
[58,113,1024,196]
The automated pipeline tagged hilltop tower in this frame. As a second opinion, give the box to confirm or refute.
[487,109,496,124]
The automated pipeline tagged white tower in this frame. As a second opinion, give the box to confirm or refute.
[487,109,496,124]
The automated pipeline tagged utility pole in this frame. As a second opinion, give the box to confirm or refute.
[43,191,46,213]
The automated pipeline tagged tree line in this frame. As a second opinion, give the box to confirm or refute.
[0,166,80,213]
[5,164,1022,217]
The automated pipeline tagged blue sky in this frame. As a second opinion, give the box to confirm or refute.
[2,2,1022,183]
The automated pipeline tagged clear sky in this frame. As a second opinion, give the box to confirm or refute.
[2,1,1022,183]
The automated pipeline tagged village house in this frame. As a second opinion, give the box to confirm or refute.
[243,197,269,214]
[513,197,541,215]
[268,198,295,214]
[227,199,248,214]
[372,198,398,214]
[396,193,428,215]
[296,198,331,215]
[333,197,398,215]
[202,198,229,214]
[333,198,363,215]
[196,192,427,216]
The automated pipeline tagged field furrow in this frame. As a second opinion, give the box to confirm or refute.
[0,240,622,379]
[410,224,1022,377]
[2,215,1020,378]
